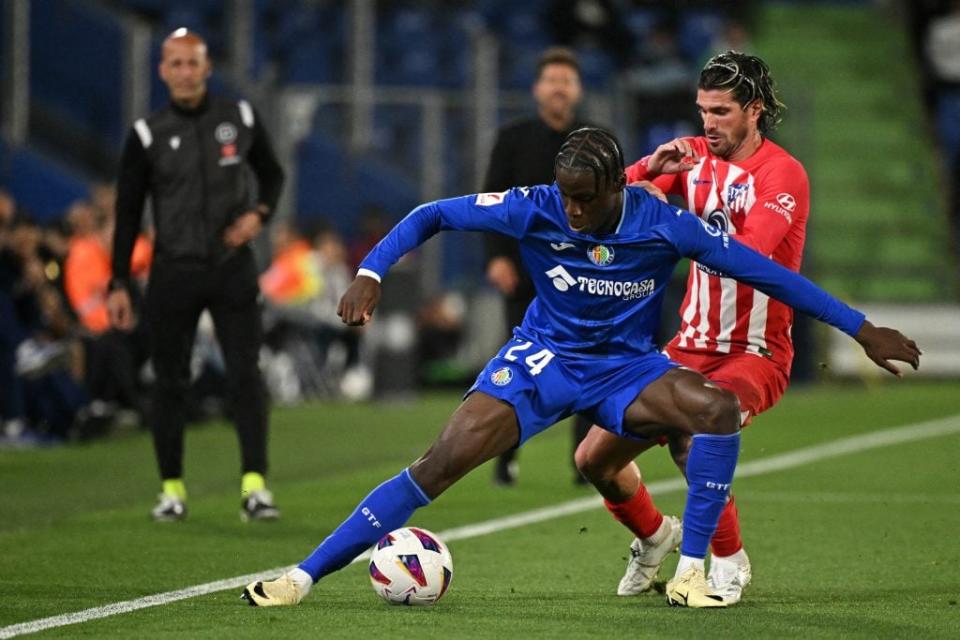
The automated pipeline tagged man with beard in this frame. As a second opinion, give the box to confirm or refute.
[482,46,594,486]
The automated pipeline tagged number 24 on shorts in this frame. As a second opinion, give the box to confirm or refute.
[503,341,554,375]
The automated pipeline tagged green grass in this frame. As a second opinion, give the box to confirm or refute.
[1,381,959,638]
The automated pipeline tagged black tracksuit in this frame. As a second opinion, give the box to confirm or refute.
[112,94,284,480]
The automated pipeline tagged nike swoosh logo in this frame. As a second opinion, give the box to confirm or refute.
[550,242,576,251]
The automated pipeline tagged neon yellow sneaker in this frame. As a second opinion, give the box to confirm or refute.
[665,567,727,608]
[242,571,310,607]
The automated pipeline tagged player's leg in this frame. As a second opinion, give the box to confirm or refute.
[570,414,593,484]
[621,367,741,607]
[144,264,204,521]
[243,392,520,606]
[575,428,681,595]
[209,250,277,521]
[492,293,530,487]
[691,354,785,603]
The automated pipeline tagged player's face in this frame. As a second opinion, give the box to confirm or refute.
[697,89,761,159]
[556,166,625,235]
[159,38,211,106]
[533,63,582,121]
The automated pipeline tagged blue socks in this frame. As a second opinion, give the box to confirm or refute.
[680,431,741,559]
[298,468,431,581]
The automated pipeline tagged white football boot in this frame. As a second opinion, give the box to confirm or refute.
[617,515,682,596]
[707,548,751,605]
[665,566,726,608]
[242,569,312,607]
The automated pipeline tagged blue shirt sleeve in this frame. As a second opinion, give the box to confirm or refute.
[657,212,866,337]
[359,188,536,278]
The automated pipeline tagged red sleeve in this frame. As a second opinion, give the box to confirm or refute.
[736,158,810,256]
[625,157,683,195]
[625,136,703,196]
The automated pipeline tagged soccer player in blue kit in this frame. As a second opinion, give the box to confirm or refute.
[243,128,920,608]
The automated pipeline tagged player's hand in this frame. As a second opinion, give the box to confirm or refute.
[338,275,381,326]
[107,288,136,330]
[630,180,668,203]
[223,211,263,248]
[853,320,921,377]
[487,256,519,295]
[646,139,700,176]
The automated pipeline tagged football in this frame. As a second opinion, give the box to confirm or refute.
[368,527,453,606]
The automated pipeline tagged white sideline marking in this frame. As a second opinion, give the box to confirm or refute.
[2,413,958,639]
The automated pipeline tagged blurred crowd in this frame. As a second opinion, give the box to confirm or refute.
[909,0,960,250]
[0,186,386,448]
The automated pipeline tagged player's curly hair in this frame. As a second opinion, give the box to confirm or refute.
[699,50,786,135]
[555,127,625,193]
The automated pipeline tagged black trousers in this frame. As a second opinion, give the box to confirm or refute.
[145,248,268,480]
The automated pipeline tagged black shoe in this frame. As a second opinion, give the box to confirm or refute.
[151,494,187,522]
[493,457,518,487]
[241,490,280,522]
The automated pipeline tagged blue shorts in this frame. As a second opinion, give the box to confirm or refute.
[466,335,677,446]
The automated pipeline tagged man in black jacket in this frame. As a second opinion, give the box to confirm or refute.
[108,29,285,522]
[482,47,592,486]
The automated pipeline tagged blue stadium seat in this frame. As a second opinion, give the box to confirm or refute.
[679,10,725,64]
[296,134,362,236]
[2,147,89,222]
[576,47,616,90]
[30,2,125,144]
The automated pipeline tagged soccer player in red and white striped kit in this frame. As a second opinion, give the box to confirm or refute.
[575,51,807,605]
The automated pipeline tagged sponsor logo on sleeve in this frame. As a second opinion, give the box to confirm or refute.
[762,192,796,223]
[475,191,507,206]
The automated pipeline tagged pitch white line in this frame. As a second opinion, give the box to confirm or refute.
[2,413,958,639]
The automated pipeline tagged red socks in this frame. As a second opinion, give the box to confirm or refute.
[605,484,744,555]
[604,483,663,539]
[710,495,743,557]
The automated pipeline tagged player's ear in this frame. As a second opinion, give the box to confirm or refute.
[613,171,627,191]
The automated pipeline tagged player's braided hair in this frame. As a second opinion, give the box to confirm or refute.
[699,50,786,135]
[554,127,625,193]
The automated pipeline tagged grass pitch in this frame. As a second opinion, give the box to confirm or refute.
[1,381,958,638]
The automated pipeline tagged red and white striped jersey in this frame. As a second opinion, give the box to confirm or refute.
[626,137,810,372]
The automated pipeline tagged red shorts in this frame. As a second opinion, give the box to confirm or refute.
[664,346,789,427]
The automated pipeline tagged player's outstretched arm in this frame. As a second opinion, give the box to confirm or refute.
[853,320,921,377]
[337,275,381,326]
[663,212,923,377]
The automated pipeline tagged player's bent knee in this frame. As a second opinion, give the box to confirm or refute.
[694,388,740,436]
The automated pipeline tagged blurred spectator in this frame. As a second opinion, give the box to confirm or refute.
[0,194,88,445]
[625,17,695,96]
[548,0,634,69]
[348,205,392,272]
[926,0,960,169]
[64,199,152,422]
[924,0,960,248]
[708,19,753,60]
[260,221,368,402]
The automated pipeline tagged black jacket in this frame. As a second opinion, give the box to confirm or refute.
[482,116,585,303]
[112,94,284,284]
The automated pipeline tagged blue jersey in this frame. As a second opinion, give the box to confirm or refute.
[360,185,864,359]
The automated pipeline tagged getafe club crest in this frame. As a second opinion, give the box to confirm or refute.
[490,367,513,386]
[587,244,614,266]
